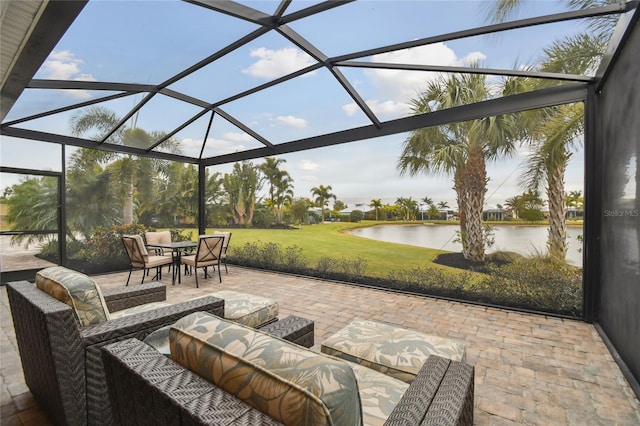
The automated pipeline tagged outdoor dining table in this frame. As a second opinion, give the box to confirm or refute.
[147,241,197,285]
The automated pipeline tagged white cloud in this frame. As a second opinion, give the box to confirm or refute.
[297,159,319,171]
[180,136,247,157]
[364,43,487,103]
[223,131,253,142]
[340,44,488,120]
[461,51,487,64]
[276,115,308,128]
[343,99,411,118]
[341,103,360,116]
[40,50,96,99]
[242,47,317,79]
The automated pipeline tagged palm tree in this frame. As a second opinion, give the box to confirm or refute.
[270,178,294,224]
[398,69,519,261]
[290,197,311,226]
[4,177,59,247]
[155,163,202,225]
[223,161,262,225]
[395,197,418,220]
[519,101,583,258]
[67,152,120,238]
[488,0,615,260]
[310,184,336,222]
[70,106,180,225]
[566,190,584,209]
[369,198,383,220]
[504,195,525,220]
[421,196,434,207]
[437,201,449,209]
[427,204,442,220]
[260,157,294,224]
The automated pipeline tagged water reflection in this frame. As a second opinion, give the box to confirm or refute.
[351,224,583,266]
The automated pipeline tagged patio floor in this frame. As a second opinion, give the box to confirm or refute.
[2,265,639,425]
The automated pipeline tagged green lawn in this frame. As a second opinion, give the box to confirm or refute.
[189,221,465,278]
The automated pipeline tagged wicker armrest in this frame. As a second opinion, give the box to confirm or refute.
[102,281,167,312]
[80,296,225,425]
[101,338,282,425]
[384,356,474,426]
[81,296,224,345]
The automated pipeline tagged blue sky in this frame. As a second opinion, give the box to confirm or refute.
[1,0,589,208]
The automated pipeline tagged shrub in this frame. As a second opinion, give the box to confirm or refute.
[339,256,367,279]
[228,241,261,268]
[226,240,582,317]
[349,210,364,222]
[257,242,283,269]
[228,241,308,272]
[387,267,471,296]
[78,223,149,264]
[283,245,307,270]
[308,212,321,224]
[229,241,369,280]
[252,207,276,228]
[314,256,368,280]
[170,228,193,242]
[471,257,582,316]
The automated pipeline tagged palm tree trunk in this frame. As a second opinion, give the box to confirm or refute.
[465,189,486,262]
[454,168,469,258]
[123,181,134,224]
[460,151,487,262]
[246,201,255,225]
[547,163,567,260]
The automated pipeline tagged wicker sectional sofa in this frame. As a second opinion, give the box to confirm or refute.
[6,266,225,426]
[102,311,475,425]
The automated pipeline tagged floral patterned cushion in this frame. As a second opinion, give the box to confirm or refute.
[143,324,172,355]
[321,319,466,384]
[109,302,172,320]
[211,290,279,328]
[348,362,409,426]
[170,312,363,426]
[35,266,110,327]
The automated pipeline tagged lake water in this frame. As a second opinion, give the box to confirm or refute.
[350,224,583,266]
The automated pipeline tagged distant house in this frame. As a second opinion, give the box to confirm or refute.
[306,207,324,222]
[566,207,584,219]
[337,203,368,216]
[439,209,455,220]
[483,208,509,221]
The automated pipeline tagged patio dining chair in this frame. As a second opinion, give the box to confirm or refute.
[213,231,232,273]
[144,230,173,275]
[144,230,172,256]
[122,234,174,286]
[180,234,224,287]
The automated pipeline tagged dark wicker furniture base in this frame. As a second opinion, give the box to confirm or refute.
[102,338,282,426]
[6,280,225,426]
[102,339,474,425]
[258,315,314,348]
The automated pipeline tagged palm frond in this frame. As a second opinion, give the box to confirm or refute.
[541,33,606,75]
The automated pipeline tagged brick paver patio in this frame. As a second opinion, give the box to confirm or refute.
[2,266,639,425]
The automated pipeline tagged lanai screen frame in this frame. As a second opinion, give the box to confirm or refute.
[1,0,639,323]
